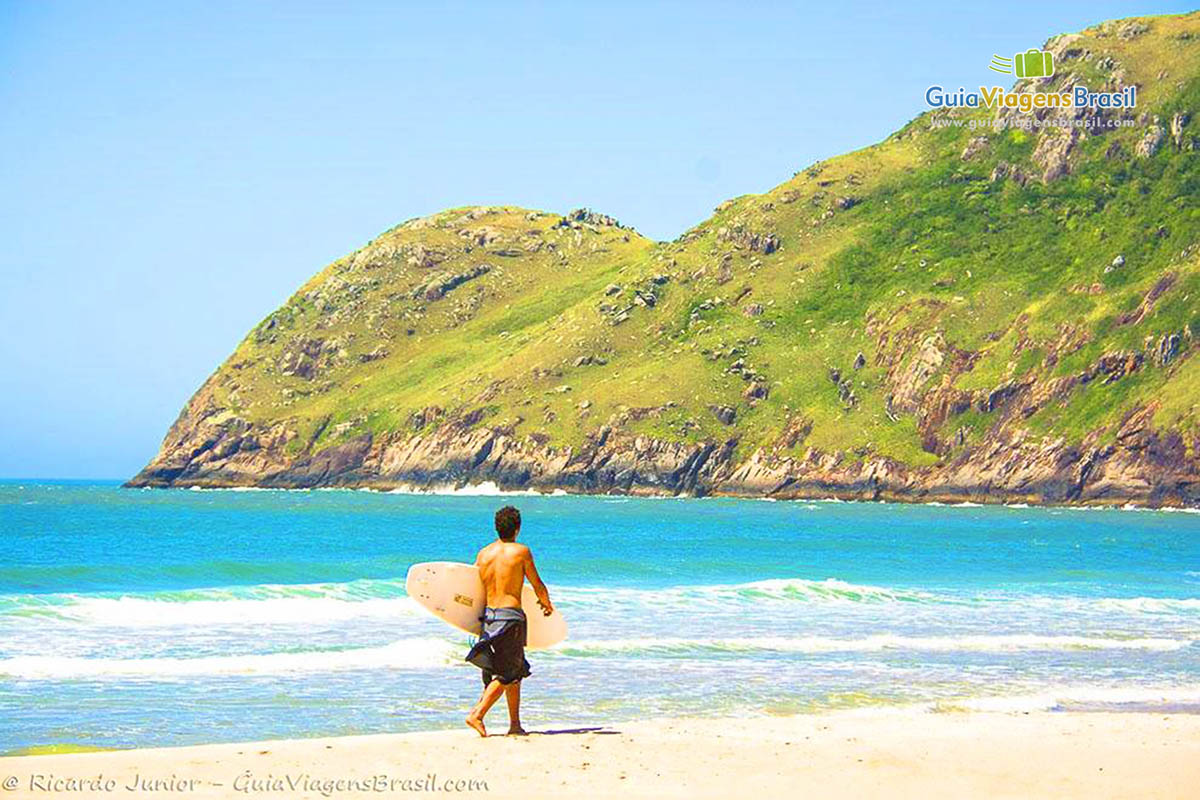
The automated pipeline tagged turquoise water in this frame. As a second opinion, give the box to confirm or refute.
[1,481,1198,752]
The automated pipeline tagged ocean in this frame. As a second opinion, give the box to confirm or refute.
[1,481,1198,753]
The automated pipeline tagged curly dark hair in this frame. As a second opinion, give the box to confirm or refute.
[494,506,521,541]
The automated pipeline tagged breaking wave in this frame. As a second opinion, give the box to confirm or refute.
[3,575,1198,630]
[0,637,461,679]
[550,634,1194,657]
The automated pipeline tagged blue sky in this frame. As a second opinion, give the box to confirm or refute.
[0,0,1191,478]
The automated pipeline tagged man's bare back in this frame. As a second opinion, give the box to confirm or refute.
[475,540,553,615]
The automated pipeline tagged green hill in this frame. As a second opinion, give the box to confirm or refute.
[130,12,1200,506]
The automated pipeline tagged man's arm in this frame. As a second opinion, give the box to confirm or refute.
[523,549,553,616]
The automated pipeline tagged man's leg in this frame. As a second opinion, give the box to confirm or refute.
[465,679,505,737]
[504,680,526,735]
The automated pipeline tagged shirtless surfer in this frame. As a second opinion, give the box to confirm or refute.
[465,506,553,737]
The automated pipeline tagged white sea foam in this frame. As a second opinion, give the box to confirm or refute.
[741,577,929,601]
[1092,597,1200,613]
[956,686,1200,712]
[550,634,1194,656]
[556,577,938,607]
[6,574,1198,631]
[61,594,422,627]
[386,481,559,496]
[0,637,460,679]
[1112,502,1200,513]
[0,578,422,627]
[1,632,1189,681]
[181,486,296,493]
[1011,593,1200,615]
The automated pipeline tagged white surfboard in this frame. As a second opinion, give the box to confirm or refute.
[404,561,567,648]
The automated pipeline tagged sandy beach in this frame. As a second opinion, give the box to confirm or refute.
[3,710,1198,800]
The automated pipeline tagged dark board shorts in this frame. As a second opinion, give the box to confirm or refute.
[465,606,531,685]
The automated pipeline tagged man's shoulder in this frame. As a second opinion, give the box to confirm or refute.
[505,541,532,556]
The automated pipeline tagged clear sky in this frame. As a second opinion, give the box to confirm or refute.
[0,0,1191,479]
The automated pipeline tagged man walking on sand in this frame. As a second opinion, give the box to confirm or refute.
[465,506,553,737]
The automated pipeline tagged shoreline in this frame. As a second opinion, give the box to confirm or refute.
[116,479,1200,512]
[3,710,1198,799]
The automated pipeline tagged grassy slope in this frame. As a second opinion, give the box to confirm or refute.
[190,12,1200,478]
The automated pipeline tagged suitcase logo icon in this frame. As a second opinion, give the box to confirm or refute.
[989,50,1055,78]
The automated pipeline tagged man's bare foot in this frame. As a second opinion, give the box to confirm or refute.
[507,726,528,736]
[465,714,487,737]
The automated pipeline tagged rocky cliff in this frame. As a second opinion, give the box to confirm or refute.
[130,13,1200,507]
